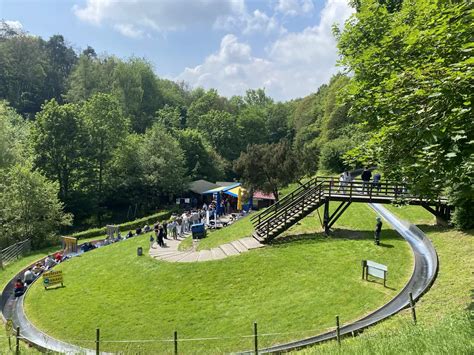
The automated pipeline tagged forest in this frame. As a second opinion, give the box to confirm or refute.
[0,0,472,248]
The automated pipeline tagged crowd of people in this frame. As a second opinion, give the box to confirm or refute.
[14,252,67,297]
[338,167,382,194]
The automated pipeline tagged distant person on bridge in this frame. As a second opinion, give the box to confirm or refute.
[373,172,382,193]
[375,217,382,245]
[361,167,372,194]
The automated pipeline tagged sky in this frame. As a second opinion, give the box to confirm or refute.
[0,0,354,101]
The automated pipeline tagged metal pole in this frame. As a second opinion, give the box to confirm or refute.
[409,292,417,325]
[254,321,258,355]
[336,316,341,346]
[174,330,178,355]
[15,326,20,355]
[96,328,100,355]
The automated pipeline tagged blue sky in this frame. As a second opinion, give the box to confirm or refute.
[1,0,354,101]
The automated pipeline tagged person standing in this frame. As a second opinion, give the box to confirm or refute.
[375,217,382,245]
[373,172,382,193]
[157,225,165,247]
[361,167,372,194]
[149,234,155,249]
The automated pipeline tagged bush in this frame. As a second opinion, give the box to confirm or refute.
[71,210,173,240]
[318,137,354,173]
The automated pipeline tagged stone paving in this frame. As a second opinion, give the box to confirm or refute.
[149,235,264,262]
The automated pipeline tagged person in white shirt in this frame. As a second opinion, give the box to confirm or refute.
[23,268,35,285]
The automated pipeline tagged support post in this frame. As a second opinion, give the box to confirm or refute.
[174,330,178,355]
[323,200,330,234]
[15,327,20,355]
[409,292,417,325]
[0,251,3,270]
[96,328,100,355]
[336,316,341,346]
[254,321,258,355]
[361,260,367,280]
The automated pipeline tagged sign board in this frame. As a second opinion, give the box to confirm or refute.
[43,270,64,289]
[184,198,190,204]
[362,260,388,287]
[176,198,181,205]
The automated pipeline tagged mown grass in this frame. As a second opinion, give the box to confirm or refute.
[295,205,474,354]
[23,204,412,354]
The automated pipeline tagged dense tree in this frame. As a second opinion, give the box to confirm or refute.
[339,0,473,228]
[186,89,230,128]
[176,129,226,182]
[81,93,129,203]
[235,140,299,201]
[0,163,72,248]
[32,99,85,201]
[0,102,30,169]
[140,123,188,206]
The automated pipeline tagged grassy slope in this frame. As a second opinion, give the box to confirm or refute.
[296,205,474,354]
[23,204,412,353]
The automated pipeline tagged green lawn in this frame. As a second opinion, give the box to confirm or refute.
[295,206,474,354]
[23,204,412,353]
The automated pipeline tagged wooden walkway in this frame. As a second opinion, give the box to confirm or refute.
[149,236,264,263]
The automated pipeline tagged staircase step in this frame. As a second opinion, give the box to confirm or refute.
[210,247,226,260]
[197,249,213,262]
[231,240,248,253]
[241,237,264,249]
[161,251,194,262]
[179,252,200,263]
[220,243,240,256]
[252,233,265,243]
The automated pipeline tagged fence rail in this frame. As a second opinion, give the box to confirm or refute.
[0,239,31,269]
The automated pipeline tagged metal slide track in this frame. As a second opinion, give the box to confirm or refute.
[242,203,438,353]
[1,204,438,354]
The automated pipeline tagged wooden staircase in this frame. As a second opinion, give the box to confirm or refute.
[251,178,325,243]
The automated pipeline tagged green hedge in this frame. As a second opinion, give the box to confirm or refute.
[71,210,173,240]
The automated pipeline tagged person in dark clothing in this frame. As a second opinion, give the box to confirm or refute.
[157,225,165,247]
[373,172,382,193]
[14,279,25,297]
[162,221,168,240]
[361,167,372,194]
[375,217,382,245]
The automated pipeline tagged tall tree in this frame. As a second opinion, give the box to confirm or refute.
[235,140,299,201]
[81,93,129,203]
[338,0,473,228]
[32,99,85,201]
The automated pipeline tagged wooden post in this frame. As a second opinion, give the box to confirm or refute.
[383,270,387,287]
[15,326,20,355]
[96,328,100,355]
[0,250,3,270]
[254,321,258,355]
[409,292,417,325]
[336,316,341,346]
[361,260,367,280]
[174,330,178,355]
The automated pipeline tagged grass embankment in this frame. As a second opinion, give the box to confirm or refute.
[24,204,412,353]
[295,205,474,354]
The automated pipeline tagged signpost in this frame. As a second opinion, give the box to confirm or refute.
[43,270,64,289]
[362,260,388,287]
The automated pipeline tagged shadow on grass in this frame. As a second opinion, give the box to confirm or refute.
[271,228,402,246]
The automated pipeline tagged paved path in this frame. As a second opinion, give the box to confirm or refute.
[149,236,264,262]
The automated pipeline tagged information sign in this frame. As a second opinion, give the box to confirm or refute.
[43,270,64,289]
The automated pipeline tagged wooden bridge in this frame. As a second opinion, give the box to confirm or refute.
[251,176,451,243]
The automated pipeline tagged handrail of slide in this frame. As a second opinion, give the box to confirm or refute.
[1,204,438,354]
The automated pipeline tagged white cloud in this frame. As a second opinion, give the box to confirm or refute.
[177,0,354,101]
[275,0,315,16]
[114,24,144,39]
[4,20,23,31]
[74,0,245,36]
[215,8,285,35]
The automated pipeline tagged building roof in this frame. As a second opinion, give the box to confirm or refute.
[253,191,276,200]
[203,182,241,194]
[188,180,219,195]
[215,181,237,187]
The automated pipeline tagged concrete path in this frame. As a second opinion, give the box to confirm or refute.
[149,236,264,262]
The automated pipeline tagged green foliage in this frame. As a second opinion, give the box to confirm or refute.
[0,163,72,248]
[175,129,226,181]
[338,0,473,227]
[235,140,299,200]
[319,137,355,173]
[140,123,188,200]
[32,99,85,201]
[0,102,30,169]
